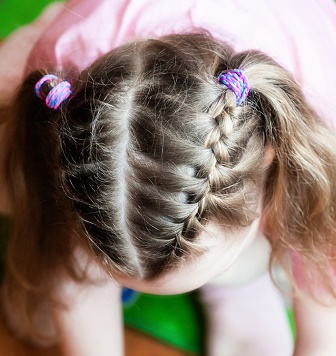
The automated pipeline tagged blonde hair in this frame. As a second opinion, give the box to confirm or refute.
[2,31,336,341]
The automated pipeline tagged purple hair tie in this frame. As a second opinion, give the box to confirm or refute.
[35,74,72,109]
[218,69,249,105]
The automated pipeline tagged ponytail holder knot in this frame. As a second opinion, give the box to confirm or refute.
[35,74,72,109]
[218,69,249,105]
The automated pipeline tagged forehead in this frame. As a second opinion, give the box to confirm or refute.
[113,218,261,294]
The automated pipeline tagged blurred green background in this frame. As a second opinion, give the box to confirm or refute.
[0,0,61,38]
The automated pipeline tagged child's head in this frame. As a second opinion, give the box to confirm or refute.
[4,32,336,302]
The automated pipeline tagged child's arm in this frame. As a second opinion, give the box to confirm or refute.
[293,296,336,356]
[53,248,124,356]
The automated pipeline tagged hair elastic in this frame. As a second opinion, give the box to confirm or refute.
[217,69,249,105]
[35,74,72,109]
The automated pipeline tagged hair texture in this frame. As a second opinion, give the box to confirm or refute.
[3,31,336,340]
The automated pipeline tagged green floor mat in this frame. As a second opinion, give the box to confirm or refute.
[123,291,205,354]
[122,290,295,354]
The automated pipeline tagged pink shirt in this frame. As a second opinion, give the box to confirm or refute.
[27,0,336,128]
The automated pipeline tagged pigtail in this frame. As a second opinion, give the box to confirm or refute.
[2,70,78,343]
[240,52,336,298]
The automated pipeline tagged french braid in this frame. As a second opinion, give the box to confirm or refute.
[181,86,263,243]
[59,34,266,275]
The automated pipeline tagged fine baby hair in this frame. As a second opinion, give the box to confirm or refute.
[3,32,336,341]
